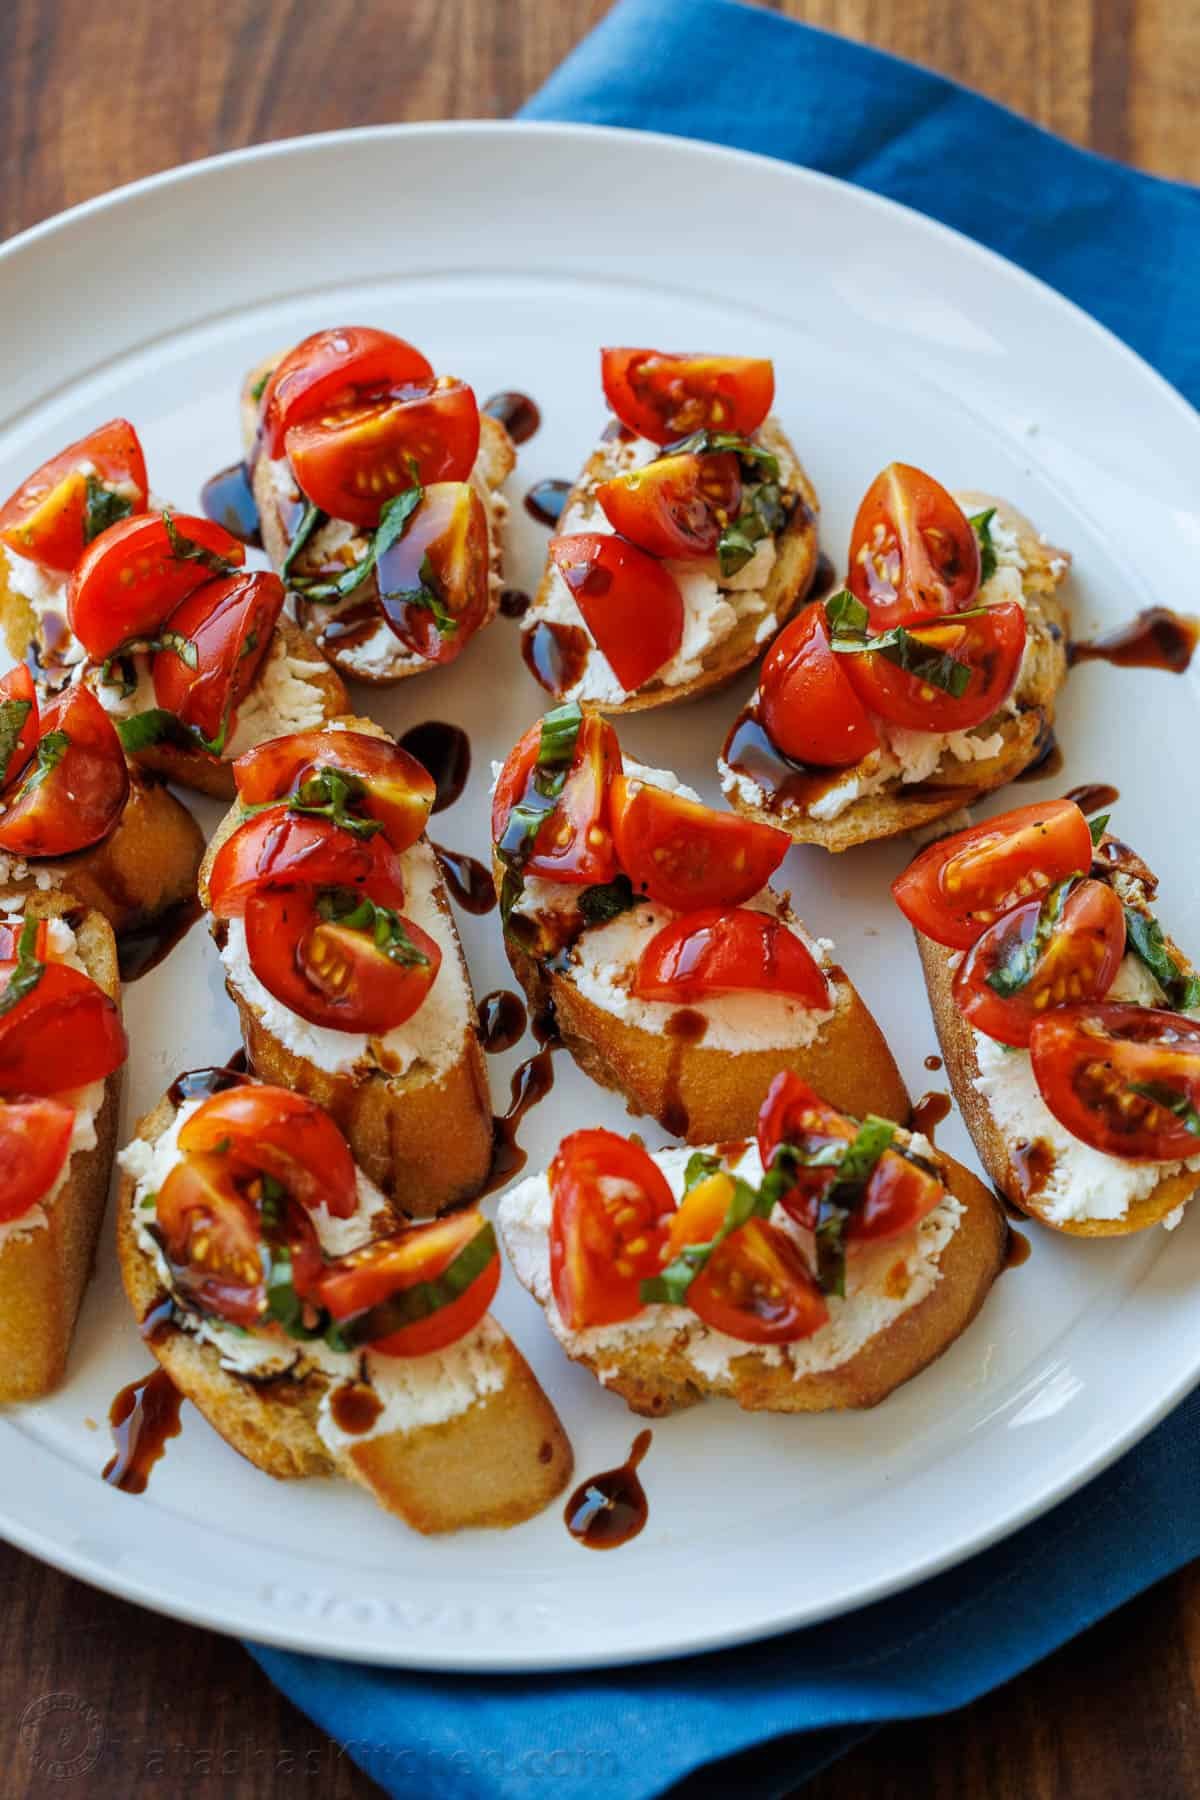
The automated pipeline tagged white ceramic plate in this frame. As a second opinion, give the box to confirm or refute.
[1,123,1198,1672]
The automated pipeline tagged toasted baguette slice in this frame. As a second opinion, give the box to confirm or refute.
[241,354,515,686]
[199,715,492,1214]
[0,767,205,939]
[0,894,122,1402]
[116,1091,573,1531]
[499,1136,1005,1417]
[916,929,1200,1237]
[722,497,1071,852]
[116,618,349,800]
[506,921,908,1141]
[523,416,820,713]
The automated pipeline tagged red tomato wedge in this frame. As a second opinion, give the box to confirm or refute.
[549,1128,676,1329]
[848,463,981,630]
[67,512,245,661]
[0,420,149,574]
[594,450,742,559]
[892,800,1094,950]
[0,1097,75,1221]
[1029,1003,1200,1162]
[839,600,1026,732]
[492,711,621,886]
[601,349,775,446]
[610,772,788,910]
[549,534,683,693]
[756,1072,946,1244]
[233,729,435,854]
[953,878,1126,1048]
[243,888,441,1033]
[156,1152,322,1327]
[0,665,39,787]
[0,685,129,859]
[633,906,831,1008]
[687,1218,828,1344]
[258,326,434,460]
[0,960,127,1095]
[375,481,489,664]
[152,570,284,750]
[317,1210,499,1357]
[286,381,480,529]
[758,601,880,767]
[659,1170,735,1263]
[177,1085,358,1218]
[206,810,407,918]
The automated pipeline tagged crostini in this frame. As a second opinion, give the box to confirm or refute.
[117,1072,572,1532]
[0,672,204,939]
[0,425,347,799]
[491,703,908,1139]
[521,348,820,710]
[199,719,493,1214]
[895,797,1200,1235]
[240,326,515,684]
[721,465,1071,851]
[0,892,127,1401]
[499,1072,1005,1415]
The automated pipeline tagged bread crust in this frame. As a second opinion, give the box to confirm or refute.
[199,715,493,1215]
[724,497,1071,851]
[2,769,205,940]
[0,894,123,1402]
[523,417,821,713]
[116,1090,573,1530]
[522,1149,1005,1417]
[128,617,349,799]
[242,356,516,686]
[917,929,1198,1237]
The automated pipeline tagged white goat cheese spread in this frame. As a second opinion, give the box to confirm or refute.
[220,838,468,1080]
[0,915,106,1250]
[970,950,1200,1226]
[119,1096,502,1444]
[528,418,800,704]
[498,1140,961,1386]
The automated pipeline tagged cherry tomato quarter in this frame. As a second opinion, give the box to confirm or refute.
[1029,1004,1200,1162]
[600,349,774,446]
[0,420,148,574]
[758,602,880,768]
[610,772,788,910]
[848,463,981,630]
[548,533,683,693]
[633,906,831,1009]
[549,1128,676,1328]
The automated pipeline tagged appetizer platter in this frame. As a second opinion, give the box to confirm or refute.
[0,122,1198,1671]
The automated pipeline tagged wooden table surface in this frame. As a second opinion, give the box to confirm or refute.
[2,2,1198,1795]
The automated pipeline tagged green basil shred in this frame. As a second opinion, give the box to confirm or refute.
[577,873,636,926]
[288,483,423,603]
[0,915,45,1017]
[83,474,134,544]
[496,703,584,928]
[0,698,32,774]
[969,508,997,585]
[984,876,1078,999]
[825,590,976,700]
[1127,1082,1200,1139]
[1123,907,1200,1011]
[314,888,431,968]
[1088,813,1111,846]
[162,509,239,576]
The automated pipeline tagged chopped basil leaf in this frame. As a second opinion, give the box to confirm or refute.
[315,888,430,968]
[639,1173,772,1307]
[1127,1082,1200,1138]
[0,915,45,1016]
[157,629,199,670]
[1088,813,1111,846]
[11,728,69,802]
[663,428,780,484]
[578,873,635,926]
[162,509,239,575]
[1124,907,1200,1011]
[683,1151,723,1193]
[969,508,997,585]
[985,876,1076,998]
[810,1116,896,1296]
[83,474,134,544]
[496,703,584,929]
[718,480,788,579]
[249,369,273,403]
[0,697,32,775]
[115,709,194,753]
[337,1223,499,1348]
[273,765,383,841]
[280,501,327,585]
[291,483,423,603]
[381,556,458,639]
[264,1246,329,1343]
[825,589,977,700]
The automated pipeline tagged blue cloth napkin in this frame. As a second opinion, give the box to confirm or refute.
[251,4,1200,1793]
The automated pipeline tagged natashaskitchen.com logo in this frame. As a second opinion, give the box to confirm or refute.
[18,1692,106,1781]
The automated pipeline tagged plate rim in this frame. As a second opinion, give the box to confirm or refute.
[0,117,1198,1671]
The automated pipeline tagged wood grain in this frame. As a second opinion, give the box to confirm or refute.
[1,2,1197,1796]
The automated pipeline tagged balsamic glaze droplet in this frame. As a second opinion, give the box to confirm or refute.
[200,461,262,547]
[477,989,527,1054]
[434,844,497,915]
[524,479,572,528]
[1069,608,1199,673]
[482,391,541,445]
[564,1430,652,1550]
[398,721,471,814]
[103,1367,182,1493]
